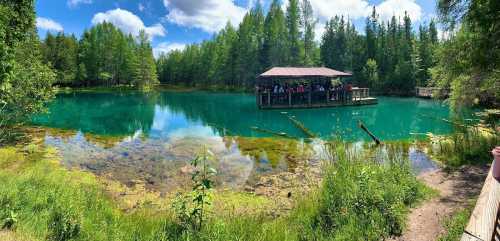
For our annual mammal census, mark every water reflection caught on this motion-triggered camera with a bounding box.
[32,91,449,192]
[33,91,459,141]
[44,131,296,193]
[42,128,438,193]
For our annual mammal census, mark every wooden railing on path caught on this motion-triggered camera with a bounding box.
[416,87,450,98]
[461,162,500,241]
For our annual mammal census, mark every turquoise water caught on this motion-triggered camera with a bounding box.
[33,91,457,141]
[30,91,455,191]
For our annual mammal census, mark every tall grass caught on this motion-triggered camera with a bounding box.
[0,147,168,241]
[431,125,499,167]
[437,208,472,241]
[0,142,429,241]
[285,143,430,240]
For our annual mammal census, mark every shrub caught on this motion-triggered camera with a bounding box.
[432,125,499,167]
[46,207,80,241]
[311,143,429,240]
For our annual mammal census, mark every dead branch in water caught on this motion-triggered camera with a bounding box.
[358,121,381,145]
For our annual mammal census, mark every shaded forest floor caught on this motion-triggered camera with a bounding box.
[390,165,489,241]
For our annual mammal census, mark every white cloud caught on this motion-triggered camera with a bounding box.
[67,0,92,8]
[153,42,186,58]
[314,22,325,42]
[282,0,423,41]
[163,0,248,33]
[91,8,166,40]
[36,17,64,32]
[376,0,422,22]
[307,0,371,21]
[138,3,145,12]
[303,0,421,23]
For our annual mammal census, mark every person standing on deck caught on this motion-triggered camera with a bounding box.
[346,83,353,102]
[339,84,345,102]
[298,83,305,103]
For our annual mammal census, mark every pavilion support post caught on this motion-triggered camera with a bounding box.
[308,90,311,106]
[288,91,292,106]
[327,90,330,103]
[267,92,271,107]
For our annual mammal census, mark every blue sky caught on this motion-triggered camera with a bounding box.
[35,0,438,57]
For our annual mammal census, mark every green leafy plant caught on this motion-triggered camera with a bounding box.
[46,207,80,241]
[1,210,18,230]
[173,147,217,231]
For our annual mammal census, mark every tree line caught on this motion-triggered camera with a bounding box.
[40,22,158,89]
[156,0,439,95]
[1,0,497,145]
[433,0,499,108]
[0,0,55,143]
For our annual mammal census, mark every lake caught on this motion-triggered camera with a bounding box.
[33,91,455,140]
[30,91,456,192]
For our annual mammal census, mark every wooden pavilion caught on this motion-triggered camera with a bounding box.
[256,67,377,109]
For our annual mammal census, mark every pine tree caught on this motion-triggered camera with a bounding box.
[262,0,288,68]
[286,0,302,66]
[300,0,316,66]
[133,30,158,90]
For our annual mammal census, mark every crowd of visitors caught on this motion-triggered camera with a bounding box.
[257,82,354,105]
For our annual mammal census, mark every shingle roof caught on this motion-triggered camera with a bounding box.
[259,67,352,78]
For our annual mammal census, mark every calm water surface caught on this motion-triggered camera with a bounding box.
[31,91,454,191]
[33,91,455,140]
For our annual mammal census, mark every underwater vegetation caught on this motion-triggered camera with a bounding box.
[0,140,430,241]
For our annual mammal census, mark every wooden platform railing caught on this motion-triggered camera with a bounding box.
[461,162,500,241]
[416,87,450,98]
[352,88,370,101]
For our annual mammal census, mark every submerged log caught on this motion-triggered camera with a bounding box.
[250,126,295,139]
[283,114,317,138]
[358,121,381,145]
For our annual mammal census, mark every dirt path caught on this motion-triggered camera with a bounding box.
[390,166,489,241]
[0,230,31,241]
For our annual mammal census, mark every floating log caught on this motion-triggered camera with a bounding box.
[282,114,317,138]
[358,121,381,145]
[250,126,294,139]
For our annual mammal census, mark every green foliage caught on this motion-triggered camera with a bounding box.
[1,211,17,230]
[431,125,499,167]
[173,148,217,231]
[308,143,429,240]
[41,32,79,85]
[46,207,81,241]
[320,16,350,72]
[0,140,429,241]
[438,208,471,241]
[133,30,158,90]
[40,22,157,90]
[286,0,301,66]
[300,0,317,66]
[433,0,500,108]
[157,4,438,95]
[363,59,379,90]
[0,147,171,241]
[0,1,55,144]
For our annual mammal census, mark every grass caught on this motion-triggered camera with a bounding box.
[0,141,430,241]
[430,125,499,168]
[438,207,473,241]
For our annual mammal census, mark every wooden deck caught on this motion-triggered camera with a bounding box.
[259,97,377,109]
[257,88,377,109]
[461,162,500,241]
